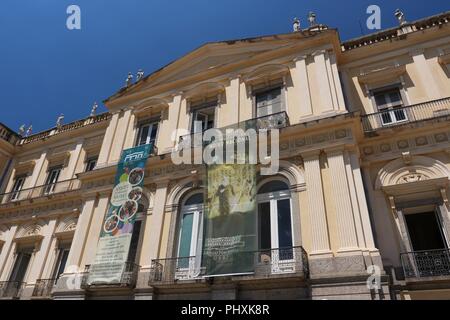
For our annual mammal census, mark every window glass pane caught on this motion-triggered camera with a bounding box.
[258,180,289,194]
[9,251,32,282]
[178,213,194,260]
[138,125,150,146]
[374,93,387,107]
[86,158,97,172]
[184,193,204,206]
[149,124,158,142]
[277,199,293,249]
[258,202,271,250]
[55,249,70,280]
[389,90,402,104]
[127,220,142,263]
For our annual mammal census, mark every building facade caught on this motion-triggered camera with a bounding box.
[0,11,449,300]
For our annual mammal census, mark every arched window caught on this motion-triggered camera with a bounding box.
[177,192,204,272]
[257,179,293,253]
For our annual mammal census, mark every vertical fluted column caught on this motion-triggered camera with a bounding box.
[97,112,120,167]
[326,148,359,252]
[139,182,168,268]
[312,50,334,113]
[303,151,331,255]
[294,55,313,117]
[65,196,97,269]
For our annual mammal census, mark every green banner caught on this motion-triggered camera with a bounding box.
[87,144,152,285]
[203,163,257,276]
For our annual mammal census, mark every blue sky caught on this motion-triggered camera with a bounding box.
[0,0,448,133]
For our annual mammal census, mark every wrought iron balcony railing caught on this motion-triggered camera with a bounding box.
[80,261,140,289]
[32,279,56,298]
[401,248,450,279]
[149,246,308,285]
[0,178,80,204]
[361,97,450,133]
[0,281,25,299]
[179,111,290,148]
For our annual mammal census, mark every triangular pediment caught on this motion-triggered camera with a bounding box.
[105,30,338,104]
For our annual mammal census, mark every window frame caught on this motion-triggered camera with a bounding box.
[85,157,98,172]
[252,82,286,118]
[43,166,62,195]
[135,119,159,147]
[189,100,217,135]
[370,84,409,126]
[256,180,294,251]
[10,175,27,201]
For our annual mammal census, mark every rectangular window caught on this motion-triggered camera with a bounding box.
[127,220,142,264]
[43,167,62,195]
[190,101,216,134]
[85,157,97,172]
[9,249,33,283]
[10,175,26,201]
[373,87,408,125]
[255,86,282,117]
[53,247,70,282]
[136,122,158,147]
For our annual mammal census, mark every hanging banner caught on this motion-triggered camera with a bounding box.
[87,144,152,285]
[203,163,257,276]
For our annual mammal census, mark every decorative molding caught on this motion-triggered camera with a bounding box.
[361,131,450,160]
[389,196,398,218]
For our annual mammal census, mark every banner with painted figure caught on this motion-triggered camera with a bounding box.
[203,140,257,276]
[87,144,152,285]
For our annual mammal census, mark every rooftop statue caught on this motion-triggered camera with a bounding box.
[136,69,144,81]
[26,125,32,137]
[293,17,301,32]
[395,9,407,26]
[307,11,317,27]
[18,124,25,136]
[56,114,64,130]
[90,102,98,117]
[126,72,133,86]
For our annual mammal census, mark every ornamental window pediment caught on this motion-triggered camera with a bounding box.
[376,156,450,195]
[358,63,407,85]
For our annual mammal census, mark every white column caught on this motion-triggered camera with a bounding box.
[62,140,84,180]
[0,226,17,279]
[139,182,168,268]
[80,194,110,267]
[312,50,334,113]
[159,94,182,153]
[303,151,331,255]
[65,196,97,269]
[327,51,346,112]
[97,112,120,167]
[223,77,240,126]
[28,150,48,188]
[122,111,137,151]
[294,55,313,117]
[26,219,57,283]
[109,109,133,163]
[410,48,441,100]
[349,152,376,251]
[326,148,359,252]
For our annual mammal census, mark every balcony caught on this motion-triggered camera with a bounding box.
[0,281,25,299]
[179,111,290,147]
[361,97,450,133]
[149,246,308,286]
[80,261,140,289]
[401,249,450,280]
[32,279,56,299]
[0,178,80,204]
